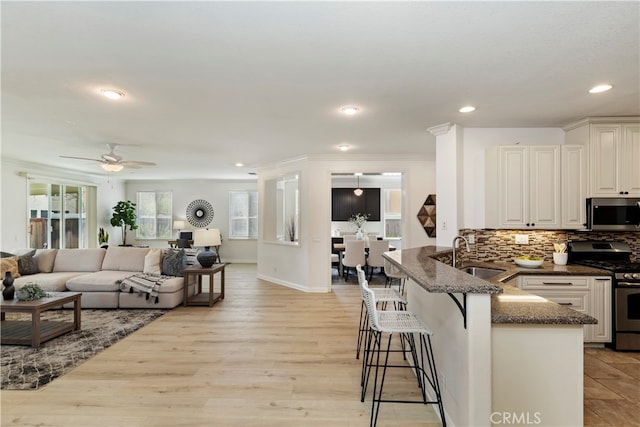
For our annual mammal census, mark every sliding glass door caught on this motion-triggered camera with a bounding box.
[28,181,92,249]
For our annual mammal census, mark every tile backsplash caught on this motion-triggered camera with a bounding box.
[458,229,640,263]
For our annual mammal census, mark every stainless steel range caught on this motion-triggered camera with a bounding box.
[569,240,640,351]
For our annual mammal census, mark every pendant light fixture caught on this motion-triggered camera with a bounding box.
[354,174,363,196]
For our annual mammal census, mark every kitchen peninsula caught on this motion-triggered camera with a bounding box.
[384,246,600,427]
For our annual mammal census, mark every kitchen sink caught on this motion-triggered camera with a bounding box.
[461,266,505,279]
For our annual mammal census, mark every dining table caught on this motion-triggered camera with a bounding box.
[333,242,396,277]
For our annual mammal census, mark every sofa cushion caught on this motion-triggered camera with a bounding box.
[17,249,39,275]
[102,247,149,272]
[143,249,163,275]
[34,249,58,273]
[162,249,185,277]
[13,272,86,292]
[65,271,134,292]
[53,248,106,272]
[1,257,20,278]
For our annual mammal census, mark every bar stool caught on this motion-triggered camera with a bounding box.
[384,258,408,295]
[355,265,406,360]
[360,279,446,427]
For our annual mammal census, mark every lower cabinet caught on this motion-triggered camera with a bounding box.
[518,275,612,343]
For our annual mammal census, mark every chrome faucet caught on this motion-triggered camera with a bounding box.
[452,235,470,268]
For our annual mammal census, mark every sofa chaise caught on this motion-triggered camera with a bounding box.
[2,247,196,309]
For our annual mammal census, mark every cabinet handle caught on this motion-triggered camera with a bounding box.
[542,282,574,285]
[594,278,610,281]
[558,302,573,306]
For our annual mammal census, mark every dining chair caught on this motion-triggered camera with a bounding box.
[342,239,366,281]
[366,239,389,281]
[343,234,358,241]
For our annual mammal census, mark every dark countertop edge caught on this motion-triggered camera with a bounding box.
[384,246,604,326]
[383,246,503,294]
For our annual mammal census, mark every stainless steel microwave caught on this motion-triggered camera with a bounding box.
[586,198,640,231]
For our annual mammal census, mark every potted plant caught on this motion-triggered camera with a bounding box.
[110,200,138,246]
[98,227,109,248]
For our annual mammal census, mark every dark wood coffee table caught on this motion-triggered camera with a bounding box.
[0,292,82,348]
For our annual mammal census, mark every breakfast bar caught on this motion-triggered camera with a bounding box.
[384,246,598,427]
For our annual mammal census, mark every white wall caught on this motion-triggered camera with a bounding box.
[125,179,258,263]
[257,155,436,293]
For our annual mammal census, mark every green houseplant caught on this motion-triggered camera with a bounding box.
[110,200,138,246]
[16,283,49,301]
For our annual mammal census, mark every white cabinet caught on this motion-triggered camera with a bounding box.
[518,275,611,343]
[561,145,588,229]
[486,145,560,229]
[590,123,640,196]
[587,277,612,343]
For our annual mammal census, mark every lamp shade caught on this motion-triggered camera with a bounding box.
[193,229,221,247]
[193,229,221,268]
[173,220,185,230]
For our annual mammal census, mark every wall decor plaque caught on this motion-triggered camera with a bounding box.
[186,199,214,228]
[417,194,436,237]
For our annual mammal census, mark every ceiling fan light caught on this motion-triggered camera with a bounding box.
[101,163,124,172]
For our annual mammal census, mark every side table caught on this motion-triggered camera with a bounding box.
[183,263,226,307]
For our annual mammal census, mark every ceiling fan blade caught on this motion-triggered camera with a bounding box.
[102,143,122,162]
[120,160,157,167]
[60,155,104,163]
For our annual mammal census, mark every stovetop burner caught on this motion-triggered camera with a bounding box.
[572,259,640,273]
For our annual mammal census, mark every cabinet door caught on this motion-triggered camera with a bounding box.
[498,146,528,227]
[622,124,640,196]
[529,146,560,228]
[561,145,587,228]
[587,277,612,343]
[590,124,621,196]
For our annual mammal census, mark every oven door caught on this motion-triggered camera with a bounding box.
[616,286,640,332]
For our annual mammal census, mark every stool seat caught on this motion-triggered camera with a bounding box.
[360,278,446,427]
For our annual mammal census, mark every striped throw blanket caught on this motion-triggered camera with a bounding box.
[118,273,168,304]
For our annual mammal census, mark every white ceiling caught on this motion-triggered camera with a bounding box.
[2,1,639,180]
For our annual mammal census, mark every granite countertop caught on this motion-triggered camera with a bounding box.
[384,246,606,325]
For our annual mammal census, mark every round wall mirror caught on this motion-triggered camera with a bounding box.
[186,199,214,227]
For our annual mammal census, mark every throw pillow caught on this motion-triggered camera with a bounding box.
[1,251,16,258]
[143,248,163,275]
[0,257,21,278]
[162,249,185,277]
[18,249,39,275]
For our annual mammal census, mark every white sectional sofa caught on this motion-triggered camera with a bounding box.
[8,247,193,309]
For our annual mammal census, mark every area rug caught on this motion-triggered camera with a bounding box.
[1,308,168,390]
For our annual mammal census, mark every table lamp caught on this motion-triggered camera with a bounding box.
[193,228,221,268]
[173,220,185,236]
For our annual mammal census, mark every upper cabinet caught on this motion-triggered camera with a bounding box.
[561,145,588,228]
[486,145,561,229]
[590,123,640,196]
[564,117,640,198]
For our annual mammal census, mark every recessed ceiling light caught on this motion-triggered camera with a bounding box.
[338,143,351,151]
[235,163,244,167]
[100,89,125,100]
[340,106,360,115]
[588,84,612,94]
[459,106,476,113]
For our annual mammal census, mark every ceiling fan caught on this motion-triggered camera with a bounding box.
[60,143,156,172]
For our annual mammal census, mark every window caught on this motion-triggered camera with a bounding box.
[136,191,172,239]
[27,179,94,249]
[229,191,258,239]
[383,189,402,238]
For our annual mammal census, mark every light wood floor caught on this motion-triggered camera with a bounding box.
[1,264,638,426]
